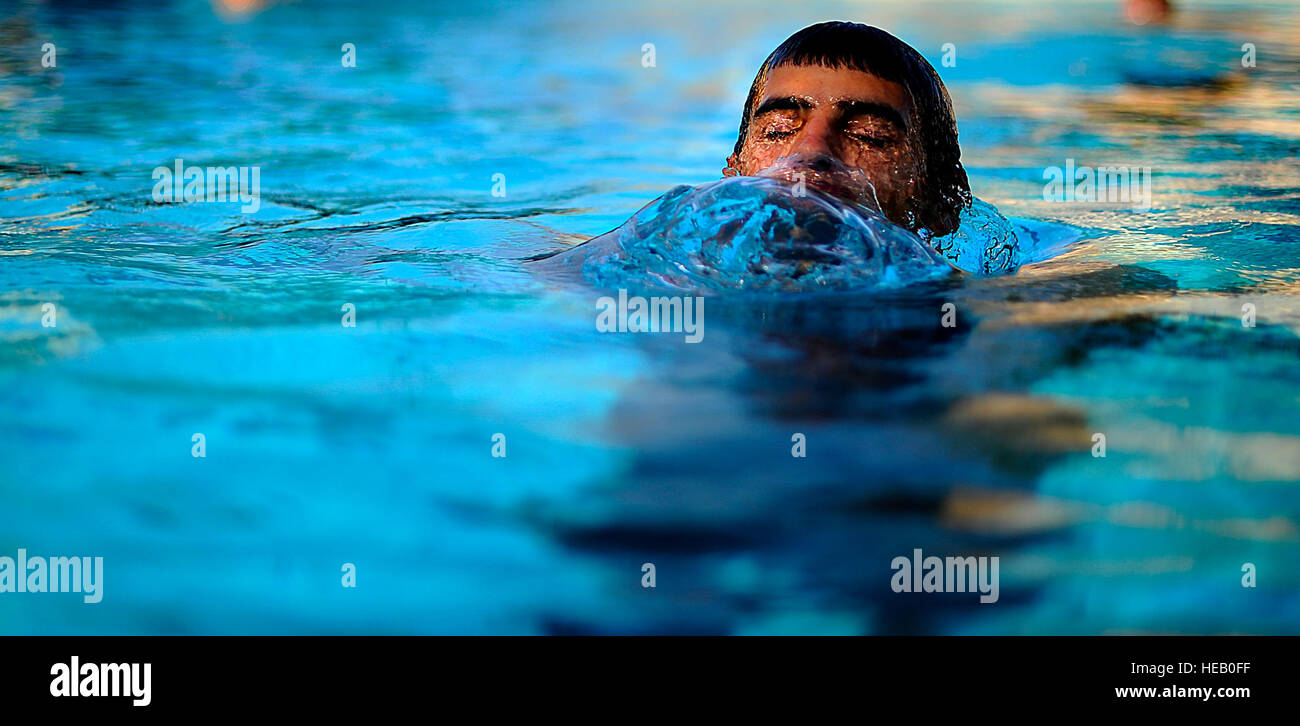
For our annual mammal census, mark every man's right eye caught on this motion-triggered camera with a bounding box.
[763,128,795,140]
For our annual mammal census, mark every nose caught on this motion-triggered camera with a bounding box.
[790,113,836,158]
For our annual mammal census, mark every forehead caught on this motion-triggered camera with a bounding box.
[758,64,912,115]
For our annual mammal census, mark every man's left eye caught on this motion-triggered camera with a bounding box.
[847,130,891,146]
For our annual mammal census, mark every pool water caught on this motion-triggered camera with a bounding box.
[1,0,1298,634]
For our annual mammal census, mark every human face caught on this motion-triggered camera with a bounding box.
[728,64,924,228]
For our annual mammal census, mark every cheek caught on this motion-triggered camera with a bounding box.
[738,132,802,173]
[841,148,921,195]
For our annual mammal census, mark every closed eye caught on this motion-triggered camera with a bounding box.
[847,130,891,146]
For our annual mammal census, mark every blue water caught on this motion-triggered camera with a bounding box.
[2,0,1299,634]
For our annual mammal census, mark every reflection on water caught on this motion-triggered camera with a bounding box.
[1,0,1298,634]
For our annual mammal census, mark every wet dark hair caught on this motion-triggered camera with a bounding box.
[733,21,971,236]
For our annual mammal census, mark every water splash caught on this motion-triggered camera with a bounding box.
[927,197,1024,275]
[535,175,1032,292]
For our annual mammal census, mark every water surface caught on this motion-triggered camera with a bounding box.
[1,0,1298,634]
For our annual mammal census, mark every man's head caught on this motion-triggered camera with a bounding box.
[726,22,971,236]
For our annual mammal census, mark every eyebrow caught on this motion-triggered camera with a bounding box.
[753,96,908,132]
[753,96,814,117]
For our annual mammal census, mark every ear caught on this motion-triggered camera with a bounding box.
[722,153,741,178]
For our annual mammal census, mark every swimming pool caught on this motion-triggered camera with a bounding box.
[1,0,1298,634]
